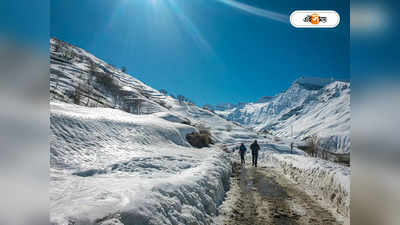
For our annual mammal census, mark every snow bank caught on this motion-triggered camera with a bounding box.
[51,152,232,225]
[50,102,233,225]
[260,152,350,217]
[152,112,190,124]
[116,154,231,225]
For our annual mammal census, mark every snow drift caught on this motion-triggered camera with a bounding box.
[50,102,233,225]
[259,151,350,218]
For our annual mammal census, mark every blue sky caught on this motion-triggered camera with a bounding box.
[51,0,349,105]
[1,1,49,49]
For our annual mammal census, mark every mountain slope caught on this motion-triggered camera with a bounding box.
[49,38,260,225]
[49,37,257,142]
[214,77,351,153]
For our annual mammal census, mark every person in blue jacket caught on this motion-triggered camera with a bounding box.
[239,143,247,165]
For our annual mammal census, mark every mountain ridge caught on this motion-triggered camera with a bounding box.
[212,77,351,153]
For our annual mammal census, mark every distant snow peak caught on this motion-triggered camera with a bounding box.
[215,103,236,111]
[257,96,274,103]
[213,76,351,153]
[296,76,335,85]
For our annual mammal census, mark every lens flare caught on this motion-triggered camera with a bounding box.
[166,0,216,57]
[216,0,289,23]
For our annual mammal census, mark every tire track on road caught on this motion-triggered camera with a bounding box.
[222,162,341,225]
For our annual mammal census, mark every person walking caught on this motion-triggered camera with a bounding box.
[250,140,260,167]
[290,142,294,154]
[239,143,247,165]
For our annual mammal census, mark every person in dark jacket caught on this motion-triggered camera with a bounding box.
[250,140,260,167]
[290,142,294,154]
[239,143,247,165]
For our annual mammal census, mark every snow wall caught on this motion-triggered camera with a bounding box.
[261,153,350,218]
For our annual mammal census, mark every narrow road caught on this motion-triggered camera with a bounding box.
[222,162,342,225]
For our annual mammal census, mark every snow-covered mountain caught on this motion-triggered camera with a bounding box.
[256,96,275,103]
[203,102,246,111]
[214,76,351,153]
[49,37,256,141]
[49,38,260,225]
[50,38,169,114]
[49,37,350,225]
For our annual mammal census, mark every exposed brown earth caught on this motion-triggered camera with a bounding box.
[222,162,342,225]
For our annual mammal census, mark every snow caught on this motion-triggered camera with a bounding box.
[211,176,240,225]
[49,37,255,142]
[213,140,350,224]
[49,47,257,224]
[214,108,236,118]
[215,79,351,153]
[50,37,350,225]
[255,141,351,218]
[50,102,236,225]
[50,38,169,114]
